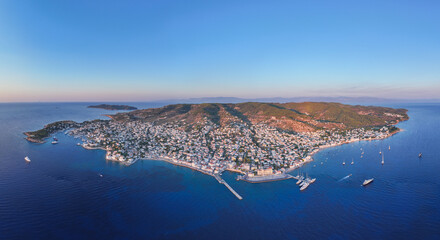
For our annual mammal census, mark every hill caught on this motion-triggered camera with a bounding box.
[109,102,408,132]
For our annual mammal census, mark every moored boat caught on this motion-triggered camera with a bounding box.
[300,182,310,191]
[24,156,31,162]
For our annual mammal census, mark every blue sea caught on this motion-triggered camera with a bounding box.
[0,102,439,239]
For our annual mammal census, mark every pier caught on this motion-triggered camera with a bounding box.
[214,174,243,200]
[240,173,295,183]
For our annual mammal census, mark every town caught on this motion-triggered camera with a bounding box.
[69,117,395,181]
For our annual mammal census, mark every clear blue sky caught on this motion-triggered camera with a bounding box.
[1,0,439,102]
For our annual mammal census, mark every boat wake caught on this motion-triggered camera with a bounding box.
[338,174,352,182]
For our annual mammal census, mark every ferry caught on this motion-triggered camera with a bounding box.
[24,156,31,162]
[362,178,374,186]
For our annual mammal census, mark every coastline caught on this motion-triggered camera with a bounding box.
[243,127,404,183]
[24,133,46,144]
[26,122,404,184]
[78,127,404,184]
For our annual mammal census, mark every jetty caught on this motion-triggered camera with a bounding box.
[214,174,243,200]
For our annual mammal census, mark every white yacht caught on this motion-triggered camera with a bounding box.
[362,178,374,186]
[296,175,304,185]
[300,182,310,191]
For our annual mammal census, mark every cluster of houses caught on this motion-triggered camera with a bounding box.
[69,117,393,177]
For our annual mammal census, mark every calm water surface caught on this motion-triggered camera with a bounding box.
[0,102,439,239]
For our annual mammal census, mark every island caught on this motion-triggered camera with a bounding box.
[25,102,408,198]
[87,104,137,110]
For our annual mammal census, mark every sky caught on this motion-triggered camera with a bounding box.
[0,0,439,102]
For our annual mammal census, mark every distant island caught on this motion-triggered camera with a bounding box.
[87,104,137,110]
[25,102,408,197]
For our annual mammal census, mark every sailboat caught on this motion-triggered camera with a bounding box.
[24,156,31,162]
[381,154,384,165]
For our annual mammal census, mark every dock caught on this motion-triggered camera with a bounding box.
[214,174,243,200]
[239,173,295,183]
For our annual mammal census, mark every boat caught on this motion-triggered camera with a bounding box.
[300,182,310,191]
[99,173,103,177]
[362,178,374,186]
[388,145,391,150]
[418,152,423,158]
[381,154,384,165]
[24,156,31,162]
[52,140,58,144]
[310,178,316,183]
[342,161,345,165]
[379,150,382,155]
[296,175,304,185]
[351,159,354,165]
[53,137,58,141]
